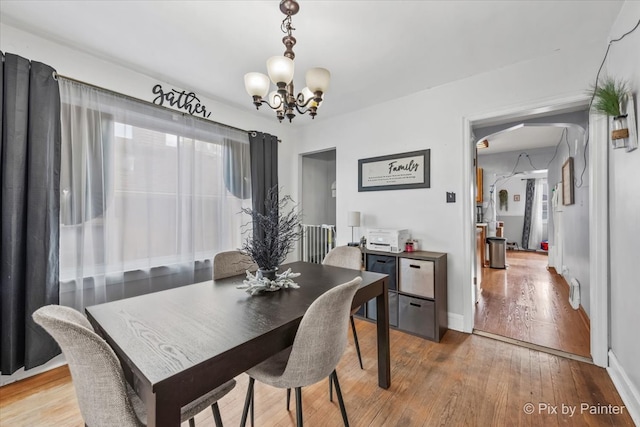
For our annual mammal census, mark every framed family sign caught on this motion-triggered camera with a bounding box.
[358,149,430,192]
[562,157,574,206]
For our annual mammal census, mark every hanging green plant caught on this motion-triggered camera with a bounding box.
[590,77,628,117]
[499,189,508,211]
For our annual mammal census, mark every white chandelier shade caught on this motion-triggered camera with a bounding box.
[266,56,295,85]
[305,67,331,93]
[244,72,270,98]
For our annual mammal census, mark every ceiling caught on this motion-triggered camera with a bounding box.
[476,124,566,155]
[0,1,623,126]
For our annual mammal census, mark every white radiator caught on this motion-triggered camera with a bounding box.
[301,224,336,264]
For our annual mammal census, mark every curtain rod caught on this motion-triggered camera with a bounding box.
[53,72,250,135]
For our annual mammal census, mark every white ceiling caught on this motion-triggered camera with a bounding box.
[476,124,567,155]
[0,0,623,125]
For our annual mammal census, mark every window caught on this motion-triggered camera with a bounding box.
[59,80,251,310]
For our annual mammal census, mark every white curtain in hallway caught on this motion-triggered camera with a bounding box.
[528,179,544,250]
[58,79,251,312]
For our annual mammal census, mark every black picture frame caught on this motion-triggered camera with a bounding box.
[358,149,430,192]
[562,157,574,206]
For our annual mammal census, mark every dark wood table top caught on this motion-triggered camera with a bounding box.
[86,261,390,426]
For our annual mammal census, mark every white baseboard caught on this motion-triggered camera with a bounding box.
[448,313,465,332]
[607,350,640,425]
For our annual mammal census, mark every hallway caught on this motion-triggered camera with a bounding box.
[474,250,591,358]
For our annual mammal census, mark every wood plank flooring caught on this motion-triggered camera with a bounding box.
[474,250,591,358]
[1,320,632,426]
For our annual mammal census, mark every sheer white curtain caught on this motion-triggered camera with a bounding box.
[528,179,544,250]
[58,79,251,311]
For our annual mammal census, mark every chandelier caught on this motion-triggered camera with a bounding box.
[244,0,330,123]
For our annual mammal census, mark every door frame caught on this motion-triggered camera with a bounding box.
[461,93,609,367]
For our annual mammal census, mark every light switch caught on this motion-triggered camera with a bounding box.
[446,192,456,203]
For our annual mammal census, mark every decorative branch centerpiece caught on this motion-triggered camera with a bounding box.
[237,186,303,295]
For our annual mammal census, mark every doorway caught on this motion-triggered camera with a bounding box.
[300,149,337,263]
[470,107,592,360]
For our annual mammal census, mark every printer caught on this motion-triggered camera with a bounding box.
[366,229,410,253]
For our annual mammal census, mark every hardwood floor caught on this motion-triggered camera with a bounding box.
[474,250,591,358]
[1,320,632,426]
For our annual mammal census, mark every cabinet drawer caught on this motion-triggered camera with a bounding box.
[399,258,434,298]
[398,295,435,340]
[366,291,398,327]
[366,254,397,290]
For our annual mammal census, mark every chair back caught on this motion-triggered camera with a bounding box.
[32,305,142,427]
[322,246,362,270]
[213,250,258,280]
[280,277,361,387]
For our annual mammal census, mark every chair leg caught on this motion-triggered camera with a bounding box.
[350,315,363,369]
[240,377,255,427]
[329,375,333,402]
[287,388,291,410]
[211,402,223,427]
[295,387,303,427]
[331,370,349,427]
[188,418,196,427]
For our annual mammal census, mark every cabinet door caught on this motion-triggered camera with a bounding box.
[366,254,397,290]
[398,295,435,340]
[366,292,398,327]
[399,258,434,298]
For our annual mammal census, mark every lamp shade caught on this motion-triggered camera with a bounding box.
[266,56,295,85]
[244,72,270,97]
[301,87,323,108]
[347,211,361,227]
[305,67,331,93]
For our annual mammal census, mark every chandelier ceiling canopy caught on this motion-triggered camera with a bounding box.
[244,0,330,123]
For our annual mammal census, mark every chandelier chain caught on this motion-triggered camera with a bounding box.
[281,15,295,36]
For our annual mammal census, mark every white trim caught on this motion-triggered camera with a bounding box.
[461,117,475,333]
[589,113,609,367]
[607,350,640,424]
[447,312,465,332]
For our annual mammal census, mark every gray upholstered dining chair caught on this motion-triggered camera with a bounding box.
[322,246,364,369]
[240,277,362,427]
[32,305,235,427]
[213,250,258,280]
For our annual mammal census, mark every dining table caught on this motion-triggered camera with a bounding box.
[85,261,391,427]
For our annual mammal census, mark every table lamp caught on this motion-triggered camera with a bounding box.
[347,211,361,247]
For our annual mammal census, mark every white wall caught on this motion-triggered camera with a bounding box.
[546,122,591,314]
[294,43,606,321]
[301,153,336,226]
[606,1,640,422]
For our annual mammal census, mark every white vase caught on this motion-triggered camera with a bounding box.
[611,114,629,149]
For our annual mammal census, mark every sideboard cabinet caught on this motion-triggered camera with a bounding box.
[361,249,447,342]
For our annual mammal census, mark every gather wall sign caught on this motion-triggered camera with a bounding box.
[151,84,212,118]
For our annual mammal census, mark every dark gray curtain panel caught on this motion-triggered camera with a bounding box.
[248,131,278,241]
[521,178,535,250]
[1,53,61,374]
